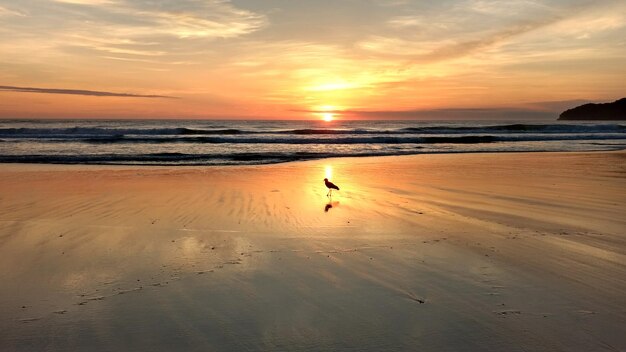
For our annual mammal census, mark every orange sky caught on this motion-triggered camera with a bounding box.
[0,0,624,120]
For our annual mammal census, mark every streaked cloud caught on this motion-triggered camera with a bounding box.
[0,4,26,17]
[0,0,267,59]
[0,85,177,98]
[52,0,115,5]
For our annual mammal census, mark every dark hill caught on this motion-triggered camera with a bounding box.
[559,98,626,120]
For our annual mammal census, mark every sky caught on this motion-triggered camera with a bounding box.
[0,0,624,120]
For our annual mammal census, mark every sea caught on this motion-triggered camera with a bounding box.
[0,119,625,166]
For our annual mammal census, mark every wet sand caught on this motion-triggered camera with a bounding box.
[0,151,625,351]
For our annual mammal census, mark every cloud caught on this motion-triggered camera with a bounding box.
[52,0,115,5]
[0,0,267,61]
[0,0,623,119]
[418,19,558,62]
[55,0,266,40]
[466,0,551,16]
[548,9,625,38]
[0,85,177,98]
[360,1,624,65]
[361,15,562,62]
[0,4,26,17]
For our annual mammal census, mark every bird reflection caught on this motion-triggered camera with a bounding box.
[324,200,340,212]
[323,167,340,212]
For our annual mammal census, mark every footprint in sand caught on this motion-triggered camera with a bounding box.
[405,292,426,304]
[117,287,142,295]
[19,317,42,323]
[223,259,242,265]
[494,309,521,316]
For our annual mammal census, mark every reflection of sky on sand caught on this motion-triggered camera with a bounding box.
[2,154,625,351]
[324,164,333,181]
[0,158,467,310]
[0,218,256,322]
[0,159,426,327]
[306,160,430,239]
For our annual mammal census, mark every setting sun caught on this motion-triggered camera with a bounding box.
[322,113,334,122]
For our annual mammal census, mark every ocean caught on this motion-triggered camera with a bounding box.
[0,119,625,165]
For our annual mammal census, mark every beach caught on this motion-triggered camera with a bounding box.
[0,151,625,351]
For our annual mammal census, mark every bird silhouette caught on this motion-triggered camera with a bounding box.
[324,178,340,197]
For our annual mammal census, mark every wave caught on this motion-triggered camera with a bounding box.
[19,133,623,145]
[0,150,423,165]
[93,135,498,144]
[285,124,626,135]
[1,123,624,139]
[0,127,247,137]
[2,121,625,166]
[399,123,626,134]
[179,128,244,135]
[283,128,372,135]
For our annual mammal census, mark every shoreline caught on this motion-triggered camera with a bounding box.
[1,148,624,171]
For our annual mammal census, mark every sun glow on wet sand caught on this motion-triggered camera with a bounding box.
[325,165,333,180]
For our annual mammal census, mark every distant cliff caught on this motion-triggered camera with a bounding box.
[559,98,626,120]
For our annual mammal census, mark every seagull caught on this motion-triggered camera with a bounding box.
[324,178,340,197]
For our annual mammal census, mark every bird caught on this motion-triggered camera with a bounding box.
[324,178,340,197]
